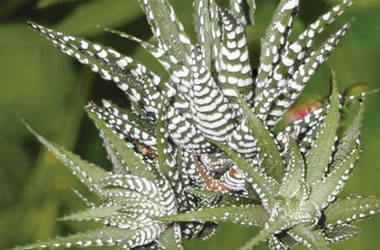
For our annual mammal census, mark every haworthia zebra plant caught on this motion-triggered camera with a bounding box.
[16,0,380,249]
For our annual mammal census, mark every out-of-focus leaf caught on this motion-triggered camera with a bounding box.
[0,201,58,249]
[53,0,142,36]
[0,142,32,209]
[0,0,28,19]
[0,23,76,138]
[37,0,80,9]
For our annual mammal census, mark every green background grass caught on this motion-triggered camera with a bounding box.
[1,0,380,249]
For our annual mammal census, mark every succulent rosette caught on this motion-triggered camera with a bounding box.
[15,0,380,249]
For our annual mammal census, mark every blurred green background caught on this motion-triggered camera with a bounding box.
[1,0,380,249]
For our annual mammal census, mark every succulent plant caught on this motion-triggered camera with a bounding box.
[16,0,380,249]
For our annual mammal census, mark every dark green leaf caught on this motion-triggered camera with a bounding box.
[54,0,142,36]
[37,0,79,9]
[306,70,340,184]
[238,92,284,181]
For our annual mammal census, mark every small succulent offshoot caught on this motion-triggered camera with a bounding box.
[15,0,380,249]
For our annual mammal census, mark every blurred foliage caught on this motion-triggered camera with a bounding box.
[0,0,379,249]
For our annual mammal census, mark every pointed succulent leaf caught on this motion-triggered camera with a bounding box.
[102,26,160,56]
[24,122,108,196]
[156,101,180,189]
[186,187,257,206]
[310,144,361,208]
[306,71,340,184]
[87,101,156,174]
[98,175,162,204]
[189,46,237,141]
[15,227,134,249]
[212,140,279,208]
[267,235,289,250]
[96,100,156,147]
[323,224,361,244]
[117,223,166,249]
[261,0,352,115]
[278,102,326,154]
[268,233,298,250]
[255,0,299,96]
[59,205,122,222]
[230,0,256,26]
[102,26,193,105]
[274,22,352,120]
[278,138,305,198]
[241,199,321,250]
[324,196,380,226]
[86,103,157,182]
[137,0,191,64]
[101,188,157,205]
[226,121,258,157]
[287,0,352,66]
[165,104,213,153]
[240,223,285,250]
[197,222,219,240]
[216,8,254,105]
[156,224,183,250]
[257,20,352,127]
[28,21,164,115]
[289,225,328,250]
[332,100,364,171]
[159,205,267,227]
[193,0,219,72]
[238,92,285,181]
